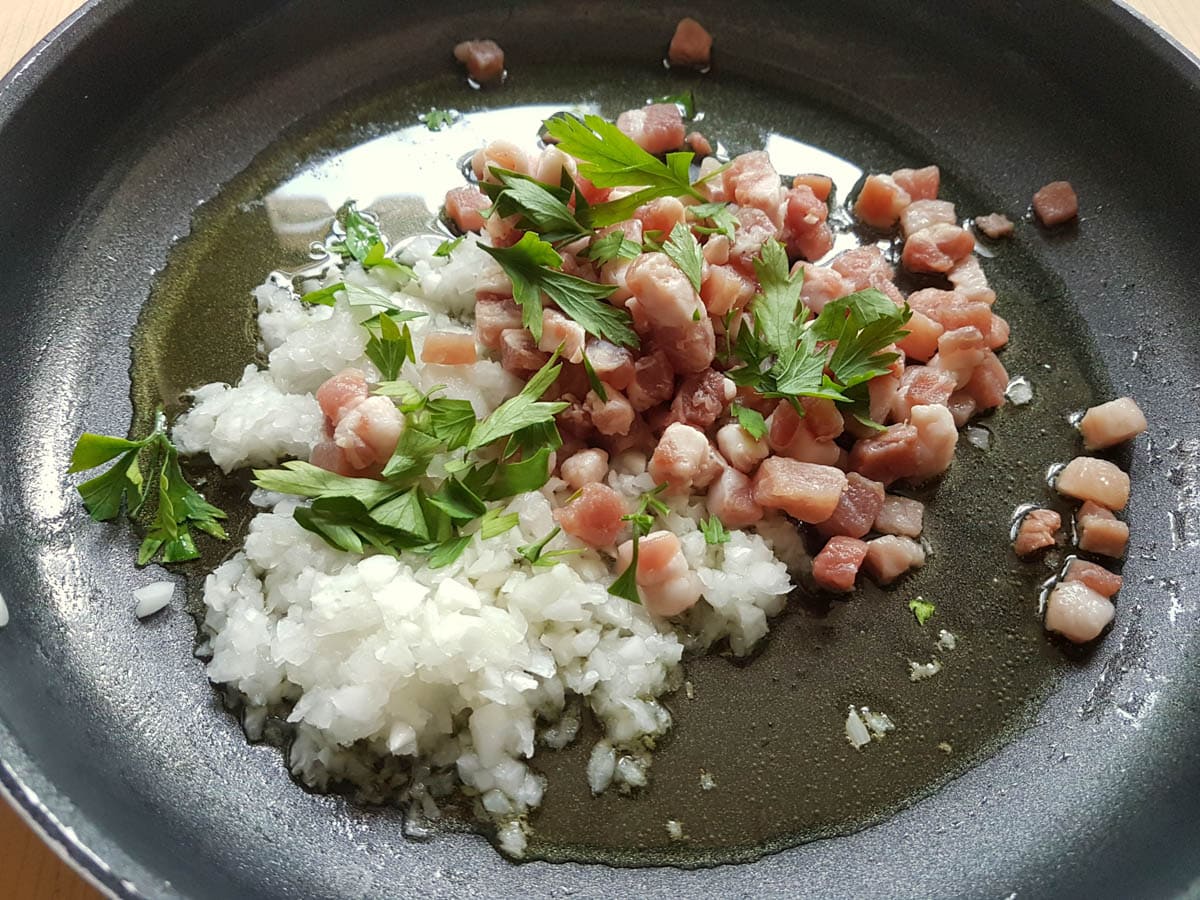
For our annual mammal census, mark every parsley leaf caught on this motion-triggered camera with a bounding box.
[730,402,768,440]
[700,516,731,545]
[467,354,568,451]
[543,113,701,226]
[481,167,591,245]
[654,90,696,119]
[331,203,382,263]
[814,289,911,391]
[480,233,637,348]
[426,398,476,451]
[581,350,608,401]
[909,597,936,626]
[688,201,738,240]
[252,460,401,506]
[586,230,641,266]
[608,484,670,605]
[518,526,561,564]
[480,508,520,540]
[434,235,465,257]
[428,535,473,568]
[301,281,345,306]
[422,107,458,131]
[483,447,553,499]
[662,222,703,292]
[364,308,416,381]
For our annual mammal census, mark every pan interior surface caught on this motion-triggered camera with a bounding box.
[0,1,1198,897]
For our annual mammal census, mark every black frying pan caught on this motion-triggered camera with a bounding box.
[1,1,1199,897]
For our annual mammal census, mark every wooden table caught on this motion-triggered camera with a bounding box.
[1,1,1196,897]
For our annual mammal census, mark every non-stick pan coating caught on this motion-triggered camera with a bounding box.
[0,1,1198,897]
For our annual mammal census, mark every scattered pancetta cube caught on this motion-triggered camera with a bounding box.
[1078,397,1147,450]
[616,531,703,617]
[421,332,478,366]
[555,483,627,547]
[873,495,924,538]
[862,535,925,584]
[1032,180,1079,227]
[853,174,911,229]
[812,536,869,592]
[1044,581,1114,644]
[1076,501,1129,558]
[974,213,1014,239]
[667,17,713,69]
[817,472,885,539]
[453,39,505,84]
[1013,507,1062,557]
[616,103,686,155]
[1062,559,1122,599]
[1055,457,1130,511]
[752,457,848,523]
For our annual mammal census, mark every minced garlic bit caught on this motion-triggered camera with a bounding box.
[665,819,685,841]
[938,742,953,754]
[937,629,958,651]
[846,705,895,749]
[684,680,695,700]
[909,659,943,681]
[699,771,716,791]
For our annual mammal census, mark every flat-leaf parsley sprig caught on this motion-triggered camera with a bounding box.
[68,412,228,565]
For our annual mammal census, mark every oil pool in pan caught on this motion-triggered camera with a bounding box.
[130,63,1104,866]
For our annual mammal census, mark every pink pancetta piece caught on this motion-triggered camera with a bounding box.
[752,457,848,523]
[707,466,764,528]
[849,424,921,486]
[626,349,676,412]
[723,151,786,226]
[908,288,992,333]
[891,165,940,201]
[1033,181,1079,227]
[616,531,703,617]
[1076,501,1130,557]
[767,400,841,465]
[702,233,731,265]
[1055,457,1130,510]
[687,131,714,157]
[798,262,851,314]
[853,174,911,229]
[616,103,686,155]
[538,309,586,364]
[331,395,404,472]
[444,185,489,233]
[892,366,957,421]
[453,39,505,83]
[559,448,609,490]
[985,313,1010,350]
[830,245,894,292]
[817,472,885,539]
[1078,397,1147,450]
[974,213,1015,239]
[1013,508,1062,557]
[902,224,975,274]
[668,17,713,68]
[812,536,869,592]
[657,317,717,374]
[636,196,688,237]
[316,368,370,422]
[471,140,528,182]
[1062,558,1122,598]
[896,309,945,363]
[728,206,779,273]
[862,535,925,584]
[586,387,635,437]
[784,184,833,260]
[900,199,957,239]
[649,422,723,494]
[909,404,959,481]
[585,338,635,391]
[963,350,1008,410]
[947,256,996,305]
[1044,581,1114,643]
[555,483,627,547]
[474,298,523,350]
[421,332,478,366]
[668,368,732,430]
[716,422,770,473]
[793,173,834,201]
[874,494,924,537]
[700,264,756,316]
[625,252,703,327]
[930,326,987,389]
[499,329,550,374]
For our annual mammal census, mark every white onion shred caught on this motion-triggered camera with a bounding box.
[909,658,943,681]
[0,591,8,629]
[587,741,616,794]
[665,820,685,841]
[1005,376,1033,406]
[845,707,871,749]
[699,771,716,791]
[861,709,895,737]
[133,581,175,619]
[938,629,958,651]
[965,426,992,450]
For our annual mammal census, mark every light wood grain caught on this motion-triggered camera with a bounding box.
[0,1,1196,899]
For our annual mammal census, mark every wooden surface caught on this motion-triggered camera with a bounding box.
[0,1,1196,898]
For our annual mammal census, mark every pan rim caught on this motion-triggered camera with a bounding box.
[1,1,1198,897]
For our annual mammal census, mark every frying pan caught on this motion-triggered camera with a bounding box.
[1,0,1199,897]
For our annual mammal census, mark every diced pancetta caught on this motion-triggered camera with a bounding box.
[752,457,848,523]
[1055,457,1130,510]
[873,495,924,537]
[812,536,869,592]
[1033,181,1079,227]
[667,17,713,69]
[817,472,885,539]
[1076,501,1129,557]
[1044,581,1114,643]
[1013,507,1062,556]
[615,103,686,155]
[1078,397,1147,450]
[1062,559,1122,598]
[862,535,925,584]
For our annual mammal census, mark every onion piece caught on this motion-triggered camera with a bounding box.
[134,581,175,619]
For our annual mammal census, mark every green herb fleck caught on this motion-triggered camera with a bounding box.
[700,516,730,545]
[422,107,458,131]
[730,402,767,440]
[662,221,703,293]
[909,597,936,626]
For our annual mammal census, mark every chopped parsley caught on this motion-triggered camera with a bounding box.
[69,414,228,565]
[608,485,670,604]
[909,597,936,626]
[421,107,459,131]
[434,235,465,257]
[700,516,730,545]
[662,221,703,293]
[730,402,768,440]
[586,230,641,266]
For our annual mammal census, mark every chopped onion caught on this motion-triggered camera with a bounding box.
[966,425,992,450]
[1005,376,1033,406]
[938,629,958,651]
[909,658,943,681]
[665,819,684,841]
[133,581,175,619]
[845,706,871,749]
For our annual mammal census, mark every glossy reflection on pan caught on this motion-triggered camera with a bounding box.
[0,1,1198,897]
